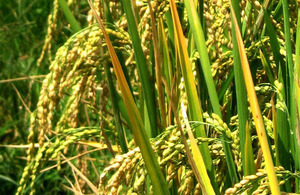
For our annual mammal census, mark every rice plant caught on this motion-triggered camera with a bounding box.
[4,0,300,194]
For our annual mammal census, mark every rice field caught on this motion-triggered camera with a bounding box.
[1,0,300,194]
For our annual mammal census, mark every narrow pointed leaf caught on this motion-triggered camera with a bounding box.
[181,103,215,195]
[168,0,218,191]
[184,0,238,184]
[121,0,158,137]
[230,1,280,194]
[87,2,169,194]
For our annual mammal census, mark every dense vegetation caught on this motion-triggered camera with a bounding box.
[1,0,300,194]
